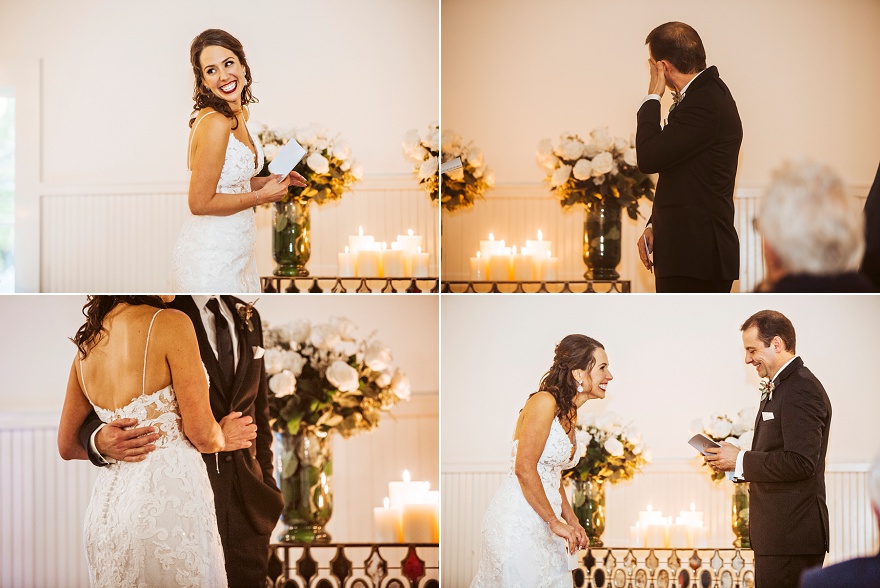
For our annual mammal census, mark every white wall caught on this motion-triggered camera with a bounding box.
[0,0,439,291]
[442,294,880,466]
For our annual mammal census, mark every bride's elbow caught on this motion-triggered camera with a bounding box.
[187,193,212,216]
[57,439,79,461]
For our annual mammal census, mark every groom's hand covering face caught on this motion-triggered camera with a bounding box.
[95,418,160,462]
[647,58,667,96]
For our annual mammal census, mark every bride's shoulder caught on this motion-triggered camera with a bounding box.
[191,108,232,133]
[524,391,558,413]
[152,309,196,336]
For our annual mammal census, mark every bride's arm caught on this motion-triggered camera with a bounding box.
[559,484,588,548]
[514,392,578,548]
[58,358,94,460]
[188,114,291,216]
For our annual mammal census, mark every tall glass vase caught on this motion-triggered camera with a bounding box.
[582,200,622,280]
[276,430,333,543]
[273,198,311,277]
[570,477,606,547]
[732,482,750,548]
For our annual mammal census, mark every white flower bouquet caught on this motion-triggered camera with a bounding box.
[537,128,654,218]
[402,122,440,203]
[439,128,495,212]
[264,317,411,438]
[257,124,363,206]
[563,412,651,484]
[690,408,755,482]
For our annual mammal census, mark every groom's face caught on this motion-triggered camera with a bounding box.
[742,326,779,379]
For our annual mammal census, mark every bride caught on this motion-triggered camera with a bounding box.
[172,29,306,292]
[471,334,612,587]
[57,295,257,587]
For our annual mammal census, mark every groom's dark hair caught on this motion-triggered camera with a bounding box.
[646,22,707,74]
[741,310,797,353]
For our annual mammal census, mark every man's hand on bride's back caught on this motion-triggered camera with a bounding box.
[219,411,258,451]
[95,418,161,463]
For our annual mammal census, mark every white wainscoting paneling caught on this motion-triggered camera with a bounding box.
[442,461,879,588]
[39,177,438,292]
[0,393,437,588]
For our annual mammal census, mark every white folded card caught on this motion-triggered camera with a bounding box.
[762,411,775,421]
[440,157,462,174]
[267,139,307,177]
[688,433,721,456]
[565,541,580,571]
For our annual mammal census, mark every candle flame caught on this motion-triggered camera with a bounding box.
[384,497,390,509]
[403,470,411,483]
[538,229,543,241]
[408,229,414,237]
[488,233,494,241]
[358,226,364,237]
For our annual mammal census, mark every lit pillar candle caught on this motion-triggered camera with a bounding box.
[671,518,688,548]
[412,247,430,277]
[357,246,381,277]
[338,246,356,277]
[480,233,505,258]
[539,251,559,281]
[373,497,403,543]
[470,251,486,280]
[487,247,512,281]
[388,470,430,509]
[348,225,374,253]
[629,523,646,548]
[397,229,424,255]
[695,523,708,548]
[401,502,436,543]
[382,245,405,277]
[525,230,552,259]
[512,245,536,281]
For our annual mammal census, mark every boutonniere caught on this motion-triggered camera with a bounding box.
[758,379,775,402]
[235,299,258,333]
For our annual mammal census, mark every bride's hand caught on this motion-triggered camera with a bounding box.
[287,170,308,188]
[256,174,292,204]
[218,411,257,451]
[571,521,588,551]
[548,519,578,553]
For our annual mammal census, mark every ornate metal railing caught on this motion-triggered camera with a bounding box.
[262,277,440,293]
[441,280,631,293]
[571,547,755,588]
[269,543,439,588]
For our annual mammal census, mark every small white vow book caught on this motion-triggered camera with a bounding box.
[565,541,580,571]
[440,157,462,174]
[688,433,721,456]
[267,139,307,177]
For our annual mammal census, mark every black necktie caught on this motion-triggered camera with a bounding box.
[206,297,235,390]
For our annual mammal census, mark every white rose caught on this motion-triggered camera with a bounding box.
[536,138,554,159]
[403,129,421,153]
[295,126,317,146]
[723,436,741,448]
[642,448,653,462]
[263,143,280,162]
[550,164,572,187]
[310,323,341,349]
[583,141,601,158]
[390,369,411,401]
[419,156,439,180]
[484,169,495,188]
[364,340,393,372]
[263,348,284,375]
[326,360,359,392]
[731,417,747,436]
[332,141,351,161]
[624,426,643,445]
[376,369,393,388]
[623,148,639,167]
[286,319,310,344]
[595,413,617,433]
[466,147,484,168]
[424,127,439,152]
[560,139,585,161]
[738,407,756,426]
[604,437,625,457]
[614,137,629,152]
[351,160,364,180]
[314,137,330,152]
[538,154,560,172]
[576,429,592,457]
[307,152,330,175]
[581,412,596,427]
[269,370,296,397]
[633,442,643,455]
[591,127,614,151]
[572,158,593,180]
[738,431,755,451]
[282,351,307,377]
[708,418,733,439]
[341,159,352,171]
[591,152,613,176]
[405,145,429,164]
[441,129,460,153]
[331,316,357,340]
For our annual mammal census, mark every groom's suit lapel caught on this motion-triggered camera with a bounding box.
[174,296,229,405]
[222,295,251,405]
[752,357,804,439]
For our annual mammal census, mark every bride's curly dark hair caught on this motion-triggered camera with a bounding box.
[72,296,166,359]
[533,334,605,429]
[189,29,258,130]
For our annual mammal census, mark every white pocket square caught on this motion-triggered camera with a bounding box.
[252,346,265,359]
[761,411,775,421]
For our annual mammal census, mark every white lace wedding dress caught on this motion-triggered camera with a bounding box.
[471,418,581,588]
[81,310,227,587]
[171,120,264,293]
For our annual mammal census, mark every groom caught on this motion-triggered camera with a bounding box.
[706,310,831,588]
[635,22,742,292]
[78,295,283,588]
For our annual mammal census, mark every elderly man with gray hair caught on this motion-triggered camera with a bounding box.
[755,160,875,292]
[799,455,880,587]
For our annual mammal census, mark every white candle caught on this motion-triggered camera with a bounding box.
[397,229,424,255]
[412,247,430,277]
[487,248,512,281]
[357,247,381,277]
[401,503,436,543]
[387,470,430,509]
[338,246,356,277]
[525,229,552,259]
[695,523,708,548]
[539,251,559,281]
[479,233,505,258]
[629,523,646,548]
[348,225,374,253]
[382,246,405,277]
[671,519,688,548]
[470,251,486,280]
[373,497,403,543]
[512,245,536,281]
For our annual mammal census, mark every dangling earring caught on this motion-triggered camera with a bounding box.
[577,380,584,393]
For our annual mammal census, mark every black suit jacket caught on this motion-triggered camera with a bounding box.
[79,295,283,536]
[742,357,831,555]
[637,66,743,281]
[860,160,880,289]
[800,552,880,588]
[769,272,876,293]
